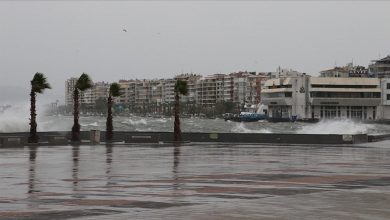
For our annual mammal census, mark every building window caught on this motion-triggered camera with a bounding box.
[387,94,390,100]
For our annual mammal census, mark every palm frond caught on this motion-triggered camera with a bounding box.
[76,73,93,91]
[31,72,51,93]
[110,83,121,97]
[174,80,188,95]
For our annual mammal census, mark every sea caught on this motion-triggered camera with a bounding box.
[1,104,390,135]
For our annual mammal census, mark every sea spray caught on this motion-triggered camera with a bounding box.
[231,122,271,133]
[0,103,30,132]
[297,119,374,134]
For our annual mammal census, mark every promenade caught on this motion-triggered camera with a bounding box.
[1,142,390,219]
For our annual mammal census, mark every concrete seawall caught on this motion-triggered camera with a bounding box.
[0,131,379,146]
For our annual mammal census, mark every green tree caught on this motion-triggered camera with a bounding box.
[106,83,120,141]
[28,73,51,143]
[72,73,93,142]
[174,80,188,141]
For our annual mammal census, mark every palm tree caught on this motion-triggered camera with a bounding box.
[173,79,188,142]
[28,73,51,143]
[106,83,120,142]
[72,73,93,142]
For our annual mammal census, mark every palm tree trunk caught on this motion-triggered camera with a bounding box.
[174,92,181,141]
[106,95,113,141]
[28,89,38,143]
[72,89,80,142]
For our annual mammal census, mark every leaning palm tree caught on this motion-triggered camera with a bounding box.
[106,83,120,141]
[28,73,51,143]
[72,73,93,142]
[173,79,188,142]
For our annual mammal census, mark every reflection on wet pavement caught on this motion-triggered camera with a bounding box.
[1,141,390,219]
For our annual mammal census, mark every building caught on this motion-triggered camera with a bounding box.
[379,78,390,119]
[310,77,380,120]
[262,74,310,120]
[65,77,109,107]
[65,71,270,113]
[65,77,78,106]
[369,55,390,78]
[116,80,136,106]
[320,63,369,78]
[175,74,202,103]
[261,76,381,120]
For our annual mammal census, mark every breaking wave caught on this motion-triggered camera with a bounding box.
[297,119,374,134]
[81,122,99,127]
[231,123,271,133]
[0,104,30,132]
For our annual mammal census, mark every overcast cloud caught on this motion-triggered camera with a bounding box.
[0,1,390,104]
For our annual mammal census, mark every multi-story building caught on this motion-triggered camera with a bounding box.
[197,74,230,108]
[175,74,202,103]
[310,77,380,120]
[116,80,136,106]
[320,63,369,78]
[65,77,78,106]
[162,78,176,104]
[262,74,310,120]
[261,76,381,120]
[379,78,390,119]
[369,55,390,78]
[66,72,270,112]
[65,77,109,107]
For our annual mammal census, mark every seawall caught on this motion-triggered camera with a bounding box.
[0,131,383,147]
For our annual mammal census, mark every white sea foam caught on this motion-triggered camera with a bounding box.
[297,119,374,134]
[153,118,168,123]
[122,118,148,126]
[231,123,271,133]
[81,122,99,127]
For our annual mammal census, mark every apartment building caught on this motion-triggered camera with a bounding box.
[65,78,109,107]
[369,55,390,78]
[66,71,269,112]
[320,63,369,78]
[116,80,136,106]
[65,77,78,106]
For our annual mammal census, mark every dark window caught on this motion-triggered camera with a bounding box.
[387,83,390,90]
[311,84,377,89]
[311,92,380,98]
[387,94,390,100]
[285,92,292,97]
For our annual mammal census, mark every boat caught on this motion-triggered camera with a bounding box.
[224,112,268,122]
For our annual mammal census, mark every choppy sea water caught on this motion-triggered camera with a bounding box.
[1,113,390,135]
[1,103,390,134]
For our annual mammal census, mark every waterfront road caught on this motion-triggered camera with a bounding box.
[1,141,390,219]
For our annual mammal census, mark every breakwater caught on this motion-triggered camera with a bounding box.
[0,131,386,147]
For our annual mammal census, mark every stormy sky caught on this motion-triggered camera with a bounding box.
[0,1,390,104]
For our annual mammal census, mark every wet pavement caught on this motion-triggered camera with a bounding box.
[1,141,390,219]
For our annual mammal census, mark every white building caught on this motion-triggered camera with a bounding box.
[262,76,381,120]
[379,78,390,119]
[262,74,310,119]
[310,77,380,120]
